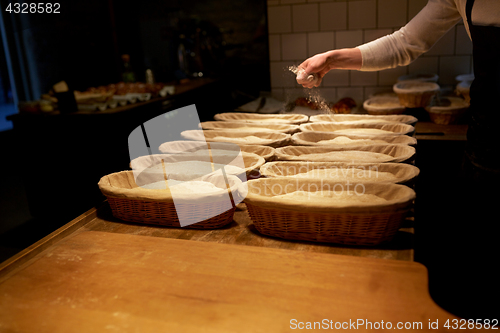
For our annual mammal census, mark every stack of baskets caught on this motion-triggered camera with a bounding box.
[362,73,469,124]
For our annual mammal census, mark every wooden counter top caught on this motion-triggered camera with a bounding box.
[0,226,458,332]
[414,122,468,141]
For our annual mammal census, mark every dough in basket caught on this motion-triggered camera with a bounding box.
[212,135,273,144]
[290,168,397,182]
[145,161,244,176]
[273,190,387,204]
[316,136,386,145]
[333,128,394,135]
[298,150,394,162]
[141,180,223,194]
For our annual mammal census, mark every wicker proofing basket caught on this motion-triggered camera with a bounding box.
[260,161,420,187]
[275,144,416,164]
[199,121,300,134]
[243,178,416,245]
[291,131,417,147]
[129,152,265,180]
[393,80,440,108]
[213,112,309,124]
[98,171,246,229]
[425,96,469,125]
[181,129,291,148]
[300,121,415,136]
[362,96,406,115]
[309,114,418,126]
[158,140,276,162]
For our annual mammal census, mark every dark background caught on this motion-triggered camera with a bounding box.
[0,0,270,259]
[0,0,270,101]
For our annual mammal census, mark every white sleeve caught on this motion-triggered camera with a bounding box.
[357,0,463,71]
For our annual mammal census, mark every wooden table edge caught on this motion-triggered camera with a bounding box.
[0,204,101,282]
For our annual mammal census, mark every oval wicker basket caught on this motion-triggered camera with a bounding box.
[181,129,291,148]
[291,132,417,147]
[130,152,265,179]
[199,121,300,134]
[158,140,276,162]
[300,122,415,136]
[275,144,416,164]
[425,96,469,125]
[243,178,416,245]
[393,80,440,108]
[260,161,420,187]
[213,112,309,124]
[309,114,418,126]
[362,96,406,115]
[98,171,245,229]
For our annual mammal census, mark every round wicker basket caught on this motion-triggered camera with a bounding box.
[244,178,415,245]
[98,171,245,229]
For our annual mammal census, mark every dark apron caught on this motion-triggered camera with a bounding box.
[465,0,500,172]
[416,0,500,320]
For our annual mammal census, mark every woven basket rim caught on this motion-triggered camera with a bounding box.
[181,129,291,147]
[243,178,415,214]
[158,140,276,161]
[275,144,416,163]
[129,152,264,177]
[98,170,245,202]
[260,161,420,183]
[291,131,417,146]
[213,112,309,124]
[199,121,299,133]
[300,121,415,136]
[393,80,440,93]
[363,96,405,112]
[309,114,418,126]
[425,97,469,113]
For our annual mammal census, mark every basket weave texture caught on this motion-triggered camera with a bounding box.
[213,112,309,124]
[291,132,417,147]
[181,129,291,148]
[425,97,469,125]
[158,141,276,162]
[244,178,415,245]
[393,81,440,108]
[275,144,416,164]
[309,114,418,126]
[362,97,406,115]
[260,161,420,187]
[300,122,415,136]
[98,171,244,229]
[199,121,300,134]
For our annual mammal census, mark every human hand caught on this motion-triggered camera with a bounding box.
[296,52,332,88]
[296,49,362,88]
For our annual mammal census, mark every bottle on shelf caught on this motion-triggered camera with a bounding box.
[121,54,136,83]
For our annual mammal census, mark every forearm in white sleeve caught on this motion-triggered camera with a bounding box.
[357,0,463,71]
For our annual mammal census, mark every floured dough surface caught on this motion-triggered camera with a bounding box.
[333,128,395,135]
[212,135,273,144]
[225,126,274,131]
[316,136,386,145]
[144,161,244,175]
[273,190,387,204]
[298,150,394,162]
[141,180,222,194]
[170,181,223,194]
[289,168,397,182]
[246,119,290,123]
[351,119,401,124]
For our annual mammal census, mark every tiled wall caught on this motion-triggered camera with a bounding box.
[267,0,473,106]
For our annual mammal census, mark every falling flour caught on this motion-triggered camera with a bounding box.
[288,65,332,113]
